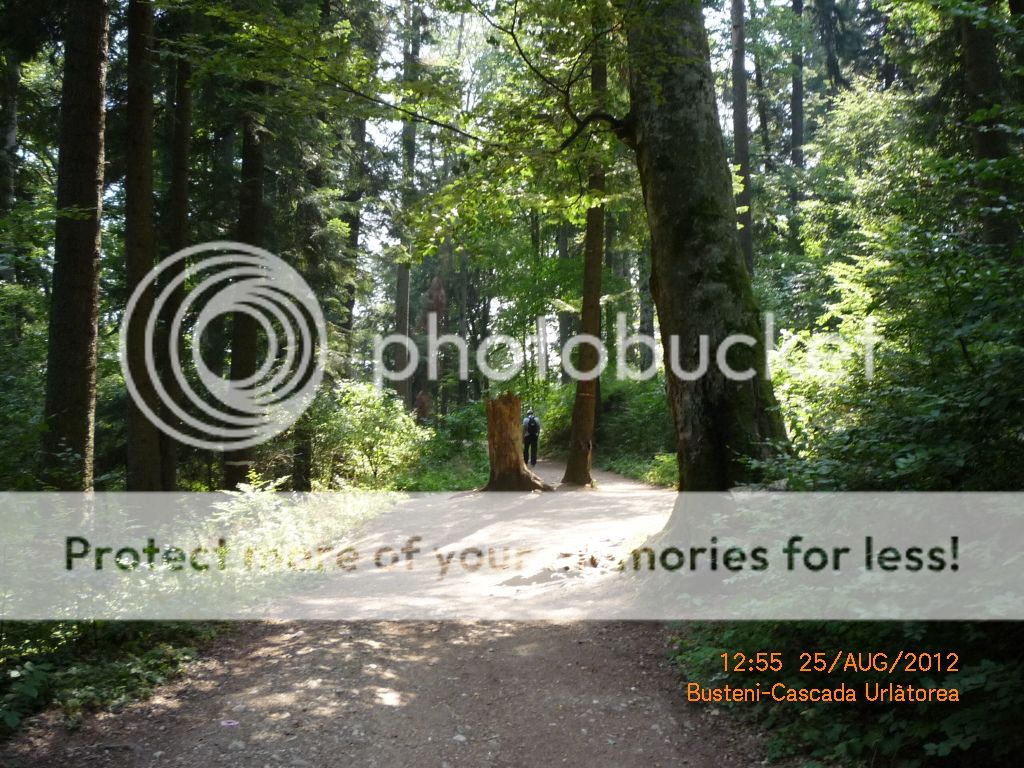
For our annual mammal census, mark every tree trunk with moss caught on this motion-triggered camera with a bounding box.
[483,394,551,491]
[625,0,787,491]
[41,0,109,490]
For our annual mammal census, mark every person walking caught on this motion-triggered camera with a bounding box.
[522,407,540,467]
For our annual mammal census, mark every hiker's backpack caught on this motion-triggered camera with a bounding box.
[526,416,539,436]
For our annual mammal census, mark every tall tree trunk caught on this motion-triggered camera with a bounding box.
[732,0,754,274]
[636,239,655,371]
[288,0,338,494]
[339,117,366,375]
[41,0,109,490]
[0,49,19,215]
[223,105,264,490]
[158,25,193,490]
[625,0,787,491]
[748,0,773,172]
[556,222,575,384]
[816,0,845,90]
[198,126,235,390]
[395,0,420,408]
[483,393,550,491]
[1011,0,1024,95]
[457,247,470,403]
[602,210,620,366]
[562,0,608,487]
[959,0,1019,254]
[125,0,162,490]
[791,0,804,171]
[788,0,804,246]
[291,425,312,491]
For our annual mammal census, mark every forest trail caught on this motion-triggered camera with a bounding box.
[0,461,774,768]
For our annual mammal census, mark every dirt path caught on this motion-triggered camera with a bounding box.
[0,461,775,768]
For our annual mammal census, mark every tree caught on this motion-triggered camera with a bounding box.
[636,239,655,371]
[1011,0,1024,92]
[41,0,109,490]
[157,11,194,490]
[562,0,609,486]
[748,0,774,172]
[336,2,383,370]
[394,0,422,408]
[483,392,550,491]
[732,0,754,273]
[624,0,787,490]
[223,96,265,490]
[340,116,367,366]
[124,0,163,490]
[0,48,17,215]
[791,0,805,172]
[958,0,1019,254]
[0,0,61,216]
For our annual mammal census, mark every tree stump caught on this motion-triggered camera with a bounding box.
[482,393,552,491]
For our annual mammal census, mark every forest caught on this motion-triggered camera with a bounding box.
[1,0,1023,765]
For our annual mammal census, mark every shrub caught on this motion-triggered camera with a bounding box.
[308,382,429,489]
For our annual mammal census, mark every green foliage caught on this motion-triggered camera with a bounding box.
[592,378,678,487]
[0,284,47,489]
[680,10,1024,758]
[0,622,221,735]
[752,83,1024,491]
[397,402,490,491]
[307,382,429,489]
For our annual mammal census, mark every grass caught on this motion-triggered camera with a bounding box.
[595,452,677,487]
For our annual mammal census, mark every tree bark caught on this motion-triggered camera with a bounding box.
[157,23,193,491]
[816,0,845,90]
[291,422,312,491]
[556,222,575,384]
[625,0,787,491]
[787,0,805,246]
[457,247,470,403]
[125,0,162,491]
[0,49,19,215]
[732,0,754,274]
[223,104,265,490]
[748,0,773,172]
[1011,0,1024,95]
[562,0,608,487]
[483,393,551,491]
[791,0,804,171]
[339,117,366,375]
[41,0,109,490]
[636,240,655,371]
[560,177,603,486]
[395,0,420,408]
[959,0,1019,254]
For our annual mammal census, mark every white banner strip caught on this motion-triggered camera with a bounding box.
[0,492,1018,620]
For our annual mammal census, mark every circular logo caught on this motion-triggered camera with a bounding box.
[120,241,327,452]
